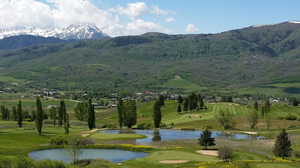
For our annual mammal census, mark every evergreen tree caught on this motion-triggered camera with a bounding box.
[59,100,69,134]
[64,113,70,135]
[87,99,96,130]
[183,98,189,111]
[35,97,44,135]
[58,101,64,127]
[158,95,165,106]
[273,129,292,158]
[12,106,17,121]
[198,95,204,109]
[117,99,124,128]
[188,93,198,111]
[17,100,23,128]
[123,100,137,128]
[292,99,299,106]
[153,100,162,128]
[264,100,271,114]
[49,106,57,127]
[198,129,215,149]
[177,95,183,104]
[177,104,182,113]
[254,101,259,111]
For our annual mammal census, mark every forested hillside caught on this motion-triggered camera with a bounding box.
[1,22,300,94]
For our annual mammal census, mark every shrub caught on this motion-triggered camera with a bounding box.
[137,123,152,129]
[50,136,68,145]
[294,151,300,158]
[285,115,298,121]
[218,146,233,162]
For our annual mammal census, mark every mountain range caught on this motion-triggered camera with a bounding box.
[1,21,300,95]
[0,24,109,41]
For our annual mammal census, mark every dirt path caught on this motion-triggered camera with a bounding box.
[160,160,189,164]
[196,150,218,156]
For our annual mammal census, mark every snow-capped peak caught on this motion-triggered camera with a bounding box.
[0,24,109,40]
[288,20,300,24]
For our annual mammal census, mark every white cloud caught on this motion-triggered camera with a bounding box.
[165,17,175,23]
[0,0,173,36]
[110,2,148,19]
[185,24,199,33]
[125,19,170,35]
[150,6,169,15]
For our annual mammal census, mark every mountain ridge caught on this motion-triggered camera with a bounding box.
[1,21,300,94]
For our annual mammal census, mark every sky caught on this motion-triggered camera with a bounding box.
[0,0,299,36]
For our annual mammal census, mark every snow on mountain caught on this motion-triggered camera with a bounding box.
[0,24,109,40]
[288,20,300,24]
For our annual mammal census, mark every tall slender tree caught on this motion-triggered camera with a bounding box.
[88,99,96,130]
[49,106,57,127]
[117,99,124,128]
[123,100,137,128]
[35,97,44,135]
[60,100,69,134]
[177,104,182,113]
[153,100,162,128]
[254,101,259,111]
[17,100,23,128]
[158,95,165,106]
[183,98,189,112]
[12,106,17,121]
[58,101,64,127]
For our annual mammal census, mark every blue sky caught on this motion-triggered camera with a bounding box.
[2,0,300,36]
[94,0,300,34]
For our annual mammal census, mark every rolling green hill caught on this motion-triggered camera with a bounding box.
[1,21,300,95]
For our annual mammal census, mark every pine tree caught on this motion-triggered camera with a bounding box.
[64,113,70,135]
[58,101,64,127]
[12,106,17,121]
[35,97,44,135]
[88,99,96,130]
[177,95,183,104]
[60,100,69,134]
[117,99,124,128]
[177,104,182,113]
[265,100,271,114]
[153,100,162,128]
[123,100,137,128]
[198,95,204,109]
[199,129,215,149]
[254,101,259,111]
[273,129,292,158]
[158,95,165,106]
[17,100,23,128]
[183,98,189,112]
[49,106,57,127]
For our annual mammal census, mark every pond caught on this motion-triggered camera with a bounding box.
[29,149,148,163]
[103,129,263,144]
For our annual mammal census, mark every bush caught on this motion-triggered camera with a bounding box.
[218,146,233,162]
[285,114,298,121]
[50,136,68,145]
[294,151,300,158]
[137,123,152,129]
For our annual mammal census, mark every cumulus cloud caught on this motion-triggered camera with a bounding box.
[0,0,173,36]
[110,2,148,19]
[165,17,175,23]
[185,24,199,33]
